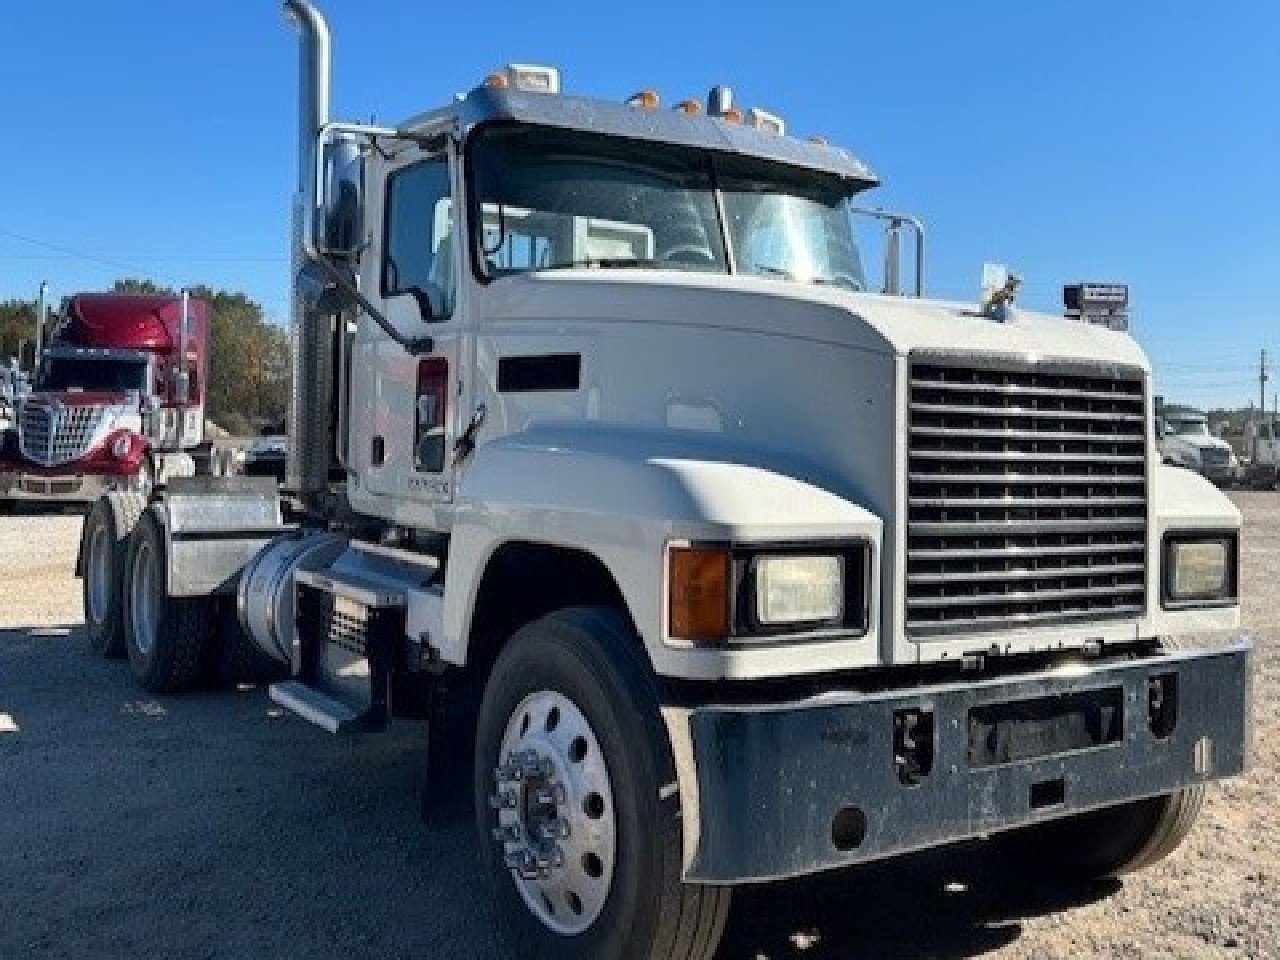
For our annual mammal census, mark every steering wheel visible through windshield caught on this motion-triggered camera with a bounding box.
[469,125,865,291]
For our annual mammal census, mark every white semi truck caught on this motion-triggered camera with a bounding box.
[76,5,1250,958]
[1158,407,1240,487]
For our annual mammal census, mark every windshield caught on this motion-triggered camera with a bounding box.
[470,126,864,290]
[35,354,148,393]
[1167,417,1211,438]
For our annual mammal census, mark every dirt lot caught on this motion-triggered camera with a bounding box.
[1,495,1276,960]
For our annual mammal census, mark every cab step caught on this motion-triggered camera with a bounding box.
[269,680,367,734]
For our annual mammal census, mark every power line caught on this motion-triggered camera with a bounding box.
[0,225,174,285]
[0,253,286,264]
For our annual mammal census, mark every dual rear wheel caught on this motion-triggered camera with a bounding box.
[81,496,265,691]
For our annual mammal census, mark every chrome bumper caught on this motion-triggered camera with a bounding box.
[673,641,1251,884]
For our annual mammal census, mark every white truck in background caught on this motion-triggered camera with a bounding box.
[1242,415,1279,489]
[1158,407,1240,487]
[73,5,1251,959]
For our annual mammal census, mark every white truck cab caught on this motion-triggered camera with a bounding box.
[75,6,1251,959]
[1159,408,1239,486]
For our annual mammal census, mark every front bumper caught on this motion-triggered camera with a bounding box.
[0,471,123,503]
[670,641,1251,884]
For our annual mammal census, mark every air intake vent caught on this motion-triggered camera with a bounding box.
[906,357,1148,636]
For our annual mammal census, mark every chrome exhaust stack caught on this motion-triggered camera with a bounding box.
[35,281,48,367]
[283,0,335,499]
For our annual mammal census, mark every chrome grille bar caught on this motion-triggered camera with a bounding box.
[906,358,1148,636]
[17,402,109,467]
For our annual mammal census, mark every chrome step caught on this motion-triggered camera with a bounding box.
[269,680,363,734]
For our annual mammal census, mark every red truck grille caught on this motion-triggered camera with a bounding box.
[18,402,109,467]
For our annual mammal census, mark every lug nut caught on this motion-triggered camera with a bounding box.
[492,823,522,844]
[532,784,565,807]
[494,763,523,782]
[489,789,519,810]
[537,817,571,841]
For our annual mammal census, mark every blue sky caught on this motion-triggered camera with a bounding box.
[1,0,1275,409]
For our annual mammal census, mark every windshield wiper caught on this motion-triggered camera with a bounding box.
[538,257,664,271]
[752,263,827,285]
[752,263,862,291]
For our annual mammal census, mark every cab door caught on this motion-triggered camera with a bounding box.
[352,143,466,508]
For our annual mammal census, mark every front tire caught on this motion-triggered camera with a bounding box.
[82,494,147,658]
[1011,786,1207,880]
[122,508,215,693]
[474,607,730,960]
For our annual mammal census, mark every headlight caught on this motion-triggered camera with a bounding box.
[666,542,870,646]
[1163,533,1237,607]
[754,555,843,626]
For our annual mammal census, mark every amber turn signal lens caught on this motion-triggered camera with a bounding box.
[669,547,730,645]
[675,99,702,115]
[485,72,510,89]
[627,89,660,110]
[720,107,744,125]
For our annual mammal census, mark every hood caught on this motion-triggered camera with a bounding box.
[481,271,1150,372]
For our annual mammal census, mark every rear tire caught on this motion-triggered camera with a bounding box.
[82,493,147,658]
[474,607,730,960]
[122,508,215,693]
[1011,786,1207,880]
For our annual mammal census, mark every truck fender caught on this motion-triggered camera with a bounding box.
[440,424,882,677]
[157,476,284,597]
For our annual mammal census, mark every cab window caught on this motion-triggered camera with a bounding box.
[383,157,455,320]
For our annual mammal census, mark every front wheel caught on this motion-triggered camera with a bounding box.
[474,607,730,960]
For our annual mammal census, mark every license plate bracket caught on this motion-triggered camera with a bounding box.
[967,686,1124,768]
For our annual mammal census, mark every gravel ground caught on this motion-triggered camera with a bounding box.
[0,494,1276,959]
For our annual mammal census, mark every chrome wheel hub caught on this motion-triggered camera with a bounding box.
[492,691,616,936]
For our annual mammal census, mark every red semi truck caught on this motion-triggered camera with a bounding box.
[0,291,207,506]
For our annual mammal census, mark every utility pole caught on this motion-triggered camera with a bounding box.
[34,281,48,370]
[1258,349,1269,462]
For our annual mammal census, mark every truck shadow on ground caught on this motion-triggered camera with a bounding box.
[0,623,1117,960]
[715,848,1117,959]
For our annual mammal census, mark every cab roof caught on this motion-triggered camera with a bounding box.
[405,86,880,189]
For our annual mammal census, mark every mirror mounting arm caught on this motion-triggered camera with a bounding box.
[310,256,434,356]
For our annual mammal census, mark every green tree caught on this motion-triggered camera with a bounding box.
[0,298,37,364]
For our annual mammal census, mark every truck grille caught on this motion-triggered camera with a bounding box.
[907,358,1148,636]
[1200,447,1231,469]
[19,402,109,467]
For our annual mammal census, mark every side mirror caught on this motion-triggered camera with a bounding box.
[322,134,364,257]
